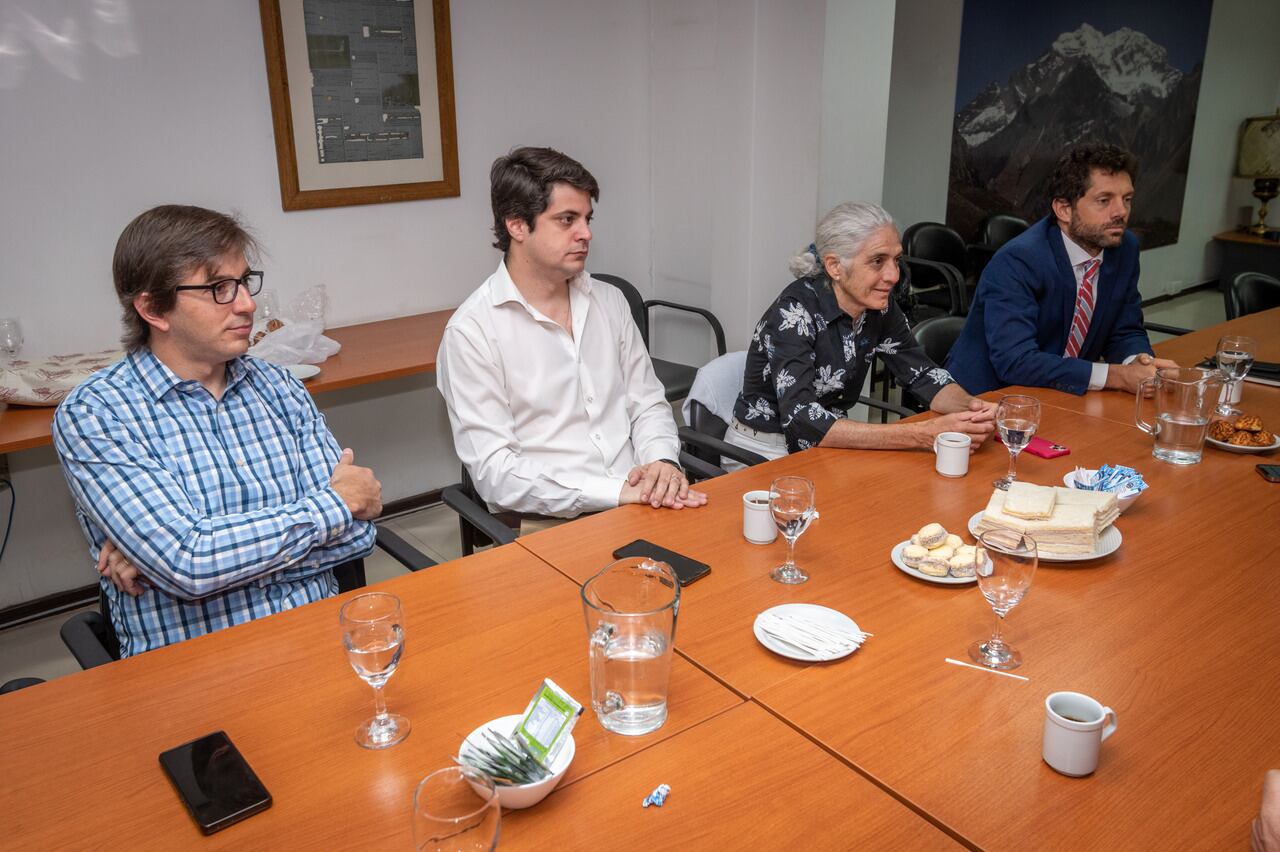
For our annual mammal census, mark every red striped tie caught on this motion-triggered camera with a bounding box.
[1064,258,1100,358]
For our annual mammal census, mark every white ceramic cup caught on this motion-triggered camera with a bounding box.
[1218,379,1243,405]
[743,490,777,544]
[1042,691,1117,777]
[932,431,971,477]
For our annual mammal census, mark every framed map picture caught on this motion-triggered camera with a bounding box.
[259,0,459,211]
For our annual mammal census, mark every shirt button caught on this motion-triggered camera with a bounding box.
[593,433,602,440]
[586,395,595,403]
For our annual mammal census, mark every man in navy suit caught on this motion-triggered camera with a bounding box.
[947,144,1177,396]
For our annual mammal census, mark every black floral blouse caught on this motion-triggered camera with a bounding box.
[732,276,954,453]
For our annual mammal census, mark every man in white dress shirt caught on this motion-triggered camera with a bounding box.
[437,147,707,518]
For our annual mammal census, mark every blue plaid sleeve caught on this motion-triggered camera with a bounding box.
[54,394,358,601]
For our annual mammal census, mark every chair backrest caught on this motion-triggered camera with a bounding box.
[683,350,748,465]
[911,315,967,367]
[902,222,968,272]
[977,213,1030,249]
[592,273,650,345]
[1227,271,1280,320]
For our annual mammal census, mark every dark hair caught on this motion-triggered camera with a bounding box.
[113,205,259,351]
[1047,144,1138,209]
[489,147,599,253]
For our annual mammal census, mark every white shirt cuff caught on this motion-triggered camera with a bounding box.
[1088,362,1108,391]
[577,475,629,514]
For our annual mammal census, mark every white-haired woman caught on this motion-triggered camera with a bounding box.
[725,202,996,463]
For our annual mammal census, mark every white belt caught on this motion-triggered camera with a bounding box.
[730,418,787,445]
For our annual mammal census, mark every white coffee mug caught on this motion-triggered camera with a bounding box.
[932,431,971,477]
[1042,691,1117,777]
[742,490,777,544]
[1219,379,1243,405]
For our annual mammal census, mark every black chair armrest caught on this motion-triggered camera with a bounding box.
[856,395,916,419]
[645,299,728,355]
[678,450,726,482]
[903,256,967,314]
[60,612,116,670]
[374,526,436,572]
[441,485,517,547]
[678,426,769,468]
[1143,321,1192,336]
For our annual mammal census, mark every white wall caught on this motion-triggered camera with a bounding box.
[880,0,962,228]
[649,0,827,362]
[0,0,655,606]
[880,0,1280,298]
[818,0,897,213]
[1139,0,1280,294]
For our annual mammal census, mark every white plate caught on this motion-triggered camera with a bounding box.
[753,603,862,662]
[1206,434,1280,454]
[967,511,1121,563]
[889,541,977,585]
[285,364,320,381]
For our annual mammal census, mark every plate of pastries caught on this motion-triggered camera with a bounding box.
[1206,414,1278,454]
[890,523,980,585]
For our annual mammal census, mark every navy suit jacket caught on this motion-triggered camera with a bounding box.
[945,216,1153,395]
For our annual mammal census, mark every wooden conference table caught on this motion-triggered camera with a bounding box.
[517,312,1279,848]
[0,535,954,848]
[0,310,453,454]
[3,311,1276,848]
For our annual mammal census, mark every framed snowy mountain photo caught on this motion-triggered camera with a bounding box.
[946,2,1214,249]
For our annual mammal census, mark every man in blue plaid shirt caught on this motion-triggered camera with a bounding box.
[53,205,381,656]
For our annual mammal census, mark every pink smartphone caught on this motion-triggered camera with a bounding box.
[995,434,1071,458]
[1023,436,1070,458]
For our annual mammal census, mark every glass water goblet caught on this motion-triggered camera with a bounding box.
[0,318,23,364]
[1215,334,1256,417]
[412,767,501,851]
[339,592,410,749]
[254,289,282,325]
[993,394,1041,490]
[769,475,817,585]
[969,530,1037,670]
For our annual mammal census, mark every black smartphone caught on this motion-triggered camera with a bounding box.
[159,731,272,835]
[1258,464,1280,483]
[612,539,711,586]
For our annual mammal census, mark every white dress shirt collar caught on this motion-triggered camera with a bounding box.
[1059,228,1102,282]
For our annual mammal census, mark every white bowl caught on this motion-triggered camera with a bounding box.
[461,714,575,810]
[1062,470,1140,513]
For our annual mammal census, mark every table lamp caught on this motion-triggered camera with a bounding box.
[1237,110,1280,236]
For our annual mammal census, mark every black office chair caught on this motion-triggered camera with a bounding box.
[678,352,769,471]
[594,273,727,402]
[60,557,373,669]
[1226,271,1280,320]
[977,213,1030,248]
[1,678,44,694]
[900,316,966,412]
[969,213,1030,279]
[901,222,971,316]
[678,350,913,466]
[898,256,966,321]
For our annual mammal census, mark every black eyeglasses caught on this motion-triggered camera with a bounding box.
[174,270,264,305]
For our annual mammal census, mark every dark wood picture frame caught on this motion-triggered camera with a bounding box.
[258,0,460,211]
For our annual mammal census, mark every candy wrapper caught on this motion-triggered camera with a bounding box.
[1073,464,1147,499]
